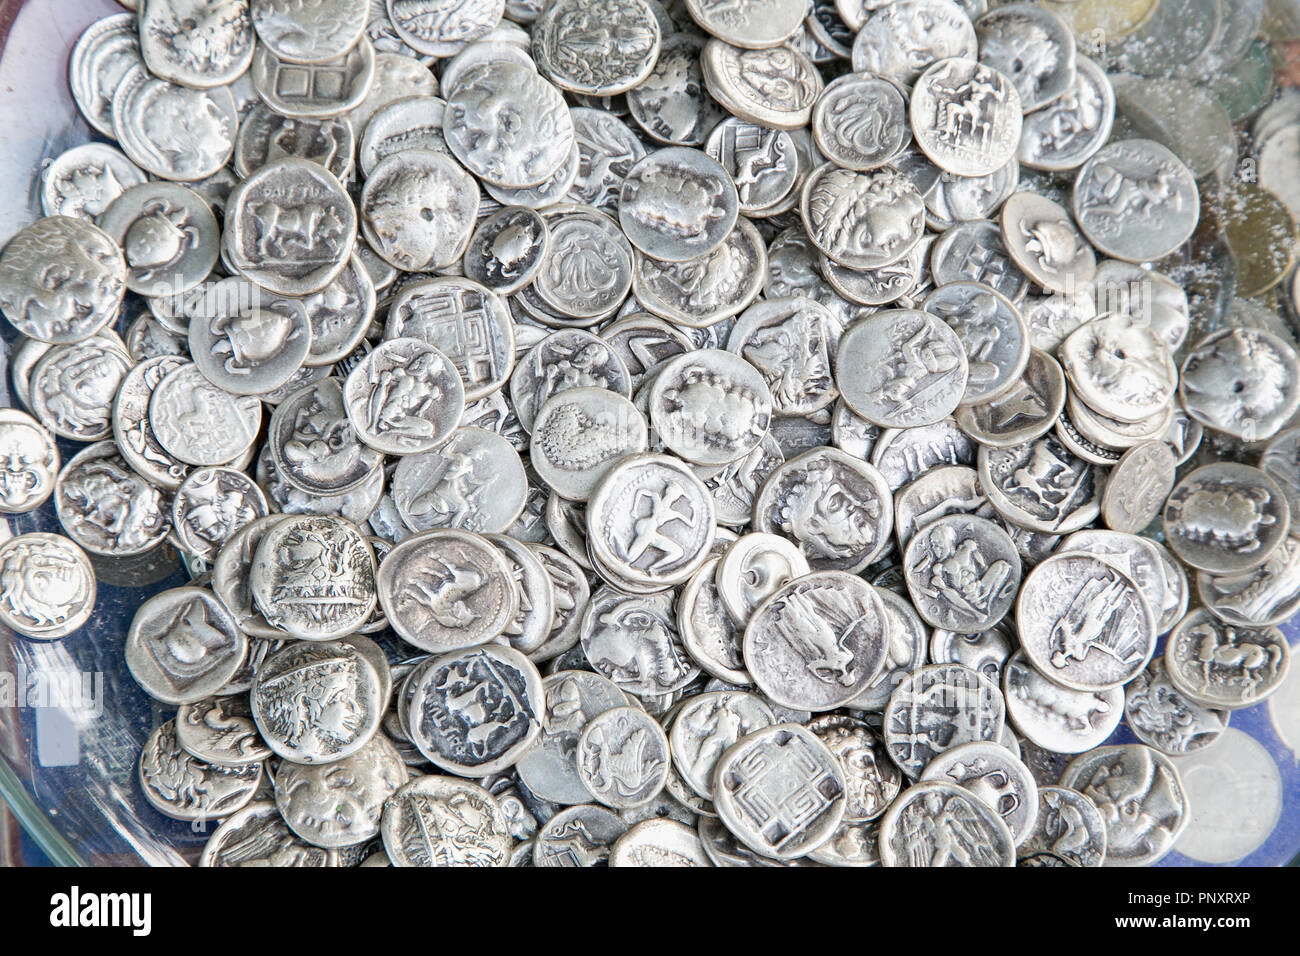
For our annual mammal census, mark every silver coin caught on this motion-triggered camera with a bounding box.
[534,804,629,865]
[919,739,1039,844]
[1059,316,1176,428]
[0,216,126,345]
[1017,551,1155,692]
[850,0,975,86]
[481,532,554,654]
[978,434,1100,534]
[911,57,1023,177]
[386,0,503,57]
[527,545,590,662]
[715,532,809,627]
[529,387,648,501]
[361,150,479,272]
[1059,744,1188,867]
[138,0,254,88]
[903,514,1020,634]
[921,281,1029,406]
[275,734,408,848]
[677,557,749,685]
[235,104,355,182]
[40,142,146,221]
[533,0,661,96]
[1018,55,1114,172]
[701,40,823,131]
[377,528,518,652]
[974,3,1075,113]
[879,778,1015,866]
[1125,657,1229,757]
[175,694,273,766]
[173,466,269,563]
[727,297,840,418]
[575,704,670,808]
[812,73,911,173]
[902,152,1021,232]
[807,714,900,822]
[69,13,145,139]
[252,0,371,63]
[1164,608,1290,711]
[647,349,772,467]
[847,586,930,709]
[580,585,699,697]
[1163,463,1289,576]
[633,220,767,329]
[357,95,447,178]
[836,308,968,428]
[705,118,799,216]
[1021,289,1096,354]
[342,338,465,455]
[801,164,926,273]
[250,34,376,117]
[462,206,548,296]
[883,663,1005,777]
[381,775,511,866]
[510,328,632,433]
[930,622,1012,685]
[349,50,439,132]
[186,284,313,397]
[0,533,96,641]
[1098,440,1175,536]
[125,312,188,362]
[930,219,1030,302]
[517,670,628,803]
[139,719,261,822]
[29,340,130,443]
[669,690,774,799]
[1179,327,1300,443]
[530,205,633,319]
[712,722,847,860]
[625,33,725,147]
[684,0,806,49]
[1018,786,1106,867]
[0,409,58,515]
[618,147,738,263]
[55,441,172,557]
[609,818,712,866]
[99,183,219,298]
[199,801,332,866]
[1000,192,1095,294]
[953,348,1064,448]
[1001,650,1123,754]
[870,420,974,493]
[1071,139,1198,263]
[391,427,527,533]
[112,64,237,181]
[126,586,248,704]
[566,107,647,210]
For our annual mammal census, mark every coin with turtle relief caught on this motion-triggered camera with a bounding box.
[1059,744,1188,867]
[1017,552,1155,692]
[1125,657,1229,757]
[360,149,478,272]
[175,694,272,766]
[267,377,383,496]
[251,0,371,63]
[406,644,544,775]
[533,0,661,96]
[69,13,145,138]
[343,338,465,456]
[0,533,96,641]
[534,804,629,865]
[911,58,1022,178]
[1001,650,1123,754]
[138,719,261,822]
[742,571,889,711]
[529,388,647,502]
[138,0,254,89]
[647,350,772,467]
[186,279,314,396]
[580,586,700,698]
[126,586,248,705]
[618,148,738,263]
[882,663,1005,778]
[1164,608,1290,711]
[1163,463,1290,576]
[275,734,408,848]
[0,410,58,515]
[112,64,238,181]
[55,441,172,557]
[377,529,517,653]
[903,514,1020,634]
[172,467,268,563]
[1000,192,1095,294]
[974,3,1075,113]
[381,775,511,866]
[836,309,969,428]
[812,73,910,173]
[1179,327,1300,443]
[28,340,130,443]
[1072,139,1198,263]
[391,427,527,534]
[701,40,823,131]
[40,143,146,221]
[575,705,669,808]
[1018,55,1114,172]
[801,165,926,273]
[919,740,1038,845]
[713,723,847,860]
[0,216,126,346]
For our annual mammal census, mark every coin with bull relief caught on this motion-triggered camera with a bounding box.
[978,433,1100,534]
[911,58,1023,178]
[0,533,96,641]
[1179,327,1300,443]
[172,466,268,563]
[126,586,248,705]
[55,441,173,557]
[701,40,823,131]
[112,64,238,181]
[186,280,314,396]
[903,514,1020,634]
[381,775,511,867]
[1163,463,1289,576]
[1001,651,1123,754]
[836,309,969,428]
[139,718,261,823]
[580,586,699,698]
[1164,609,1290,711]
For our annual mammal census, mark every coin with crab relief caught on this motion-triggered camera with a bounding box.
[836,309,968,428]
[391,427,527,534]
[1163,463,1289,576]
[1017,552,1155,692]
[529,388,647,501]
[1164,608,1289,711]
[533,0,661,96]
[252,0,371,63]
[0,216,126,346]
[126,586,248,705]
[275,734,409,848]
[1001,650,1122,754]
[580,586,700,698]
[343,338,465,456]
[1000,192,1095,294]
[911,58,1022,178]
[1018,55,1114,172]
[903,514,1020,634]
[974,4,1075,113]
[377,529,517,652]
[1179,327,1300,443]
[112,64,238,181]
[742,571,889,711]
[701,40,823,131]
[576,705,669,808]
[186,280,314,396]
[463,206,549,296]
[173,466,268,563]
[0,533,95,641]
[139,719,261,823]
[1071,139,1198,263]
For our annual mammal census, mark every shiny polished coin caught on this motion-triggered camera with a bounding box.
[701,40,823,131]
[576,704,670,808]
[343,338,465,455]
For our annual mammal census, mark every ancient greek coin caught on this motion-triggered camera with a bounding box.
[911,58,1023,177]
[55,441,172,557]
[361,149,479,271]
[1001,650,1123,754]
[1072,139,1198,262]
[126,587,248,705]
[138,719,261,823]
[0,533,96,641]
[381,775,511,867]
[878,780,1015,866]
[883,663,1005,777]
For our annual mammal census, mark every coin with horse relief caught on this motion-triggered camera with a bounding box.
[911,58,1023,178]
[1164,608,1290,711]
[361,149,479,272]
[576,705,670,809]
[742,571,890,711]
[172,466,269,563]
[530,388,647,501]
[903,514,1020,634]
[1163,463,1290,576]
[802,164,926,271]
[343,338,465,456]
[0,533,96,641]
[836,309,969,428]
[54,442,172,557]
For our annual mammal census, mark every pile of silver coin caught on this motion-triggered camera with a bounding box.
[0,0,1297,867]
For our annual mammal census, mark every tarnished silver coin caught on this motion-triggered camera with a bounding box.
[510,328,631,433]
[850,0,976,88]
[235,103,355,182]
[1017,552,1155,692]
[1071,139,1198,263]
[1059,744,1188,867]
[953,349,1064,447]
[609,818,712,866]
[343,338,464,455]
[920,739,1039,844]
[1000,192,1095,294]
[0,533,96,641]
[878,779,1015,866]
[29,340,130,442]
[705,119,799,216]
[580,585,699,698]
[634,219,766,329]
[361,149,479,271]
[575,704,669,808]
[1163,463,1289,576]
[1001,650,1123,754]
[1018,55,1114,172]
[126,586,248,705]
[274,734,407,848]
[377,529,517,652]
[712,722,847,860]
[0,216,126,345]
[974,3,1075,112]
[112,65,238,180]
[903,514,1020,634]
[138,0,254,89]
[911,58,1023,177]
[463,206,548,296]
[836,308,969,428]
[176,693,272,766]
[626,33,726,147]
[727,297,839,418]
[922,281,1029,406]
[701,40,823,131]
[172,466,268,563]
[381,775,511,867]
[517,669,627,803]
[1125,657,1229,757]
[1018,786,1106,867]
[883,663,1004,777]
[1196,534,1300,630]
[138,719,261,822]
[742,571,889,711]
[1179,327,1300,443]
[55,441,172,557]
[1165,608,1290,711]
[407,644,544,775]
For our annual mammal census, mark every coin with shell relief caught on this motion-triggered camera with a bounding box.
[55,441,173,557]
[529,387,648,502]
[715,532,809,627]
[381,775,511,867]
